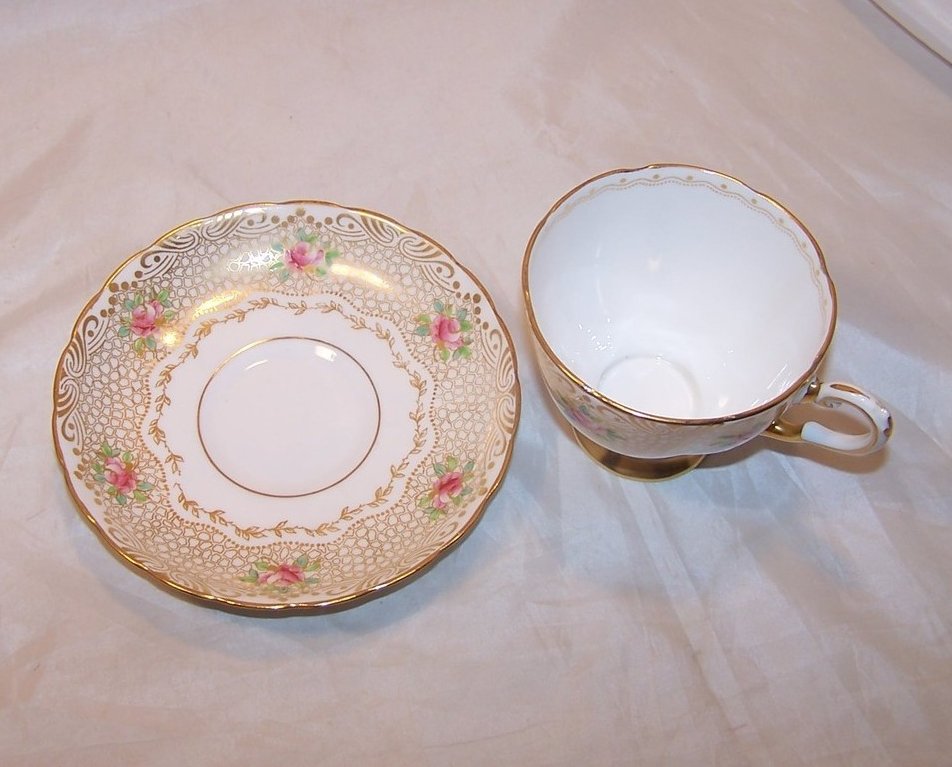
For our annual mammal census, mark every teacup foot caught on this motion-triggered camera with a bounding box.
[573,429,703,481]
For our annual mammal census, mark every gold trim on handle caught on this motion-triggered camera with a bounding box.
[764,380,822,442]
[765,380,892,454]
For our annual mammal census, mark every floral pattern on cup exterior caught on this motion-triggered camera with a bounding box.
[239,555,321,595]
[91,442,154,505]
[415,301,473,361]
[552,391,621,442]
[118,290,173,354]
[270,229,340,281]
[535,341,794,460]
[418,456,476,520]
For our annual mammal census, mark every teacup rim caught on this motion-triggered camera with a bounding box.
[522,162,838,426]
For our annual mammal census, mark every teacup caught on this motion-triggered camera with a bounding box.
[522,164,892,480]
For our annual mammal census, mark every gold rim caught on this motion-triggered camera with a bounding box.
[51,200,521,614]
[522,163,838,426]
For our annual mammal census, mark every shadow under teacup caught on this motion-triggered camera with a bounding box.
[522,164,892,480]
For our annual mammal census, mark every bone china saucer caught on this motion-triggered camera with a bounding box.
[53,202,520,613]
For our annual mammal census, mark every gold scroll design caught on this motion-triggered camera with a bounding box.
[150,296,429,541]
[326,212,459,294]
[135,207,277,282]
[55,312,113,456]
[478,327,519,475]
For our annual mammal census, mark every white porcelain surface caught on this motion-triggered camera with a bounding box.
[529,167,833,419]
[196,337,381,497]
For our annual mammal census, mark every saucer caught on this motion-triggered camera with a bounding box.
[53,202,520,613]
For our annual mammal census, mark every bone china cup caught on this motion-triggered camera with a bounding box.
[523,165,892,480]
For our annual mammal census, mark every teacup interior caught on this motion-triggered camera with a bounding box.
[528,169,835,420]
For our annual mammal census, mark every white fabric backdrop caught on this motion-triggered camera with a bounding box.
[1,1,950,764]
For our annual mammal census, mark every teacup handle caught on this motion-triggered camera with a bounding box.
[765,380,892,455]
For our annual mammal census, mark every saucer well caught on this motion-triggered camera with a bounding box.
[53,202,520,613]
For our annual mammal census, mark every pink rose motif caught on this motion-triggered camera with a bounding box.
[415,301,473,362]
[130,300,166,338]
[258,563,305,587]
[103,456,137,496]
[555,394,619,442]
[118,291,173,354]
[418,456,475,521]
[430,314,462,352]
[284,241,325,271]
[240,555,319,588]
[270,236,339,282]
[431,470,464,509]
[92,443,153,504]
[568,404,597,431]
